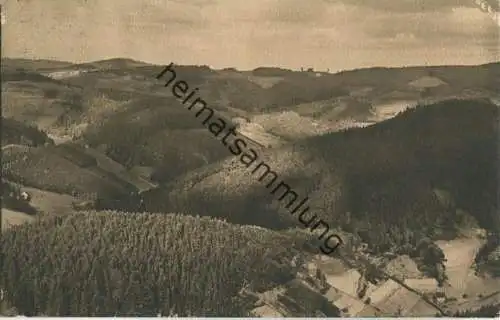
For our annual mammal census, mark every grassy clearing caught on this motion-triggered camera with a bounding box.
[1,208,35,231]
[21,186,76,216]
[436,238,483,294]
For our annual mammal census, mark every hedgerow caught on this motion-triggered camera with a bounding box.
[0,211,310,316]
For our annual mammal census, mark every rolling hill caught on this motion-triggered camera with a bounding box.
[2,57,500,317]
[142,98,499,254]
[2,58,499,186]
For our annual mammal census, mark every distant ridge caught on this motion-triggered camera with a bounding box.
[3,56,498,76]
[73,58,152,69]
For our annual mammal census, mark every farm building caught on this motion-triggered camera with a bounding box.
[20,191,31,202]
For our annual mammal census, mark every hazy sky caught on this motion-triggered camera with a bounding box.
[2,0,499,71]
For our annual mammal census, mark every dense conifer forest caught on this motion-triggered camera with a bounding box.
[0,212,317,316]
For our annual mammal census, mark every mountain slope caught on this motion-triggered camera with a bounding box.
[143,98,499,254]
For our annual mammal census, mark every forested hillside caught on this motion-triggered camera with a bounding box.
[143,99,499,257]
[0,212,319,316]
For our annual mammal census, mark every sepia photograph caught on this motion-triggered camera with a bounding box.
[0,0,499,317]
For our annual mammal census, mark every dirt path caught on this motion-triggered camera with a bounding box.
[1,144,28,151]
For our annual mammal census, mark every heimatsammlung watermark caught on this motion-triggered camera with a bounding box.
[156,63,343,255]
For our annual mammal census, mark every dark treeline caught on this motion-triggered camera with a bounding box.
[1,117,53,147]
[453,304,500,317]
[475,233,500,277]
